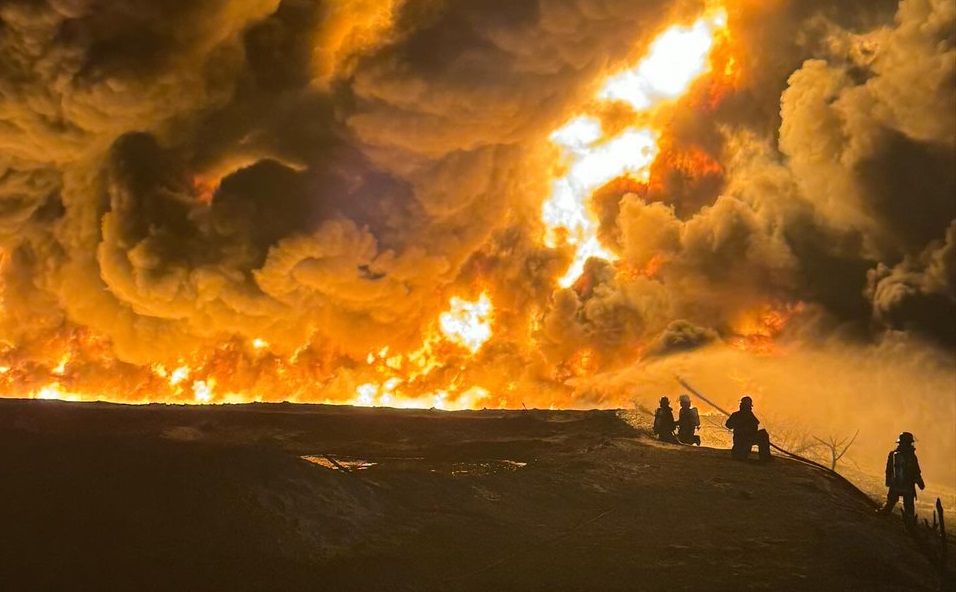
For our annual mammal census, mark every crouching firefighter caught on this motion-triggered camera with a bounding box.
[878,431,925,524]
[653,396,679,444]
[725,395,771,462]
[676,394,701,446]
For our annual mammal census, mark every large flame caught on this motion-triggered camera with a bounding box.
[598,10,727,110]
[1,5,742,409]
[541,8,729,287]
[5,291,497,408]
[350,292,495,410]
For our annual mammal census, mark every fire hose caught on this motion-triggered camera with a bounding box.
[676,376,879,509]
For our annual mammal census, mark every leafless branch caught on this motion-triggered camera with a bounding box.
[811,429,860,470]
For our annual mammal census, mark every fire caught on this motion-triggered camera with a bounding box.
[646,143,724,195]
[344,292,495,408]
[439,293,494,354]
[541,7,731,288]
[169,365,191,386]
[566,348,598,378]
[351,382,490,411]
[0,6,743,410]
[598,11,726,110]
[728,302,805,356]
[34,382,82,402]
[51,354,70,376]
[192,379,215,403]
[615,254,667,281]
[725,56,737,77]
[0,249,6,315]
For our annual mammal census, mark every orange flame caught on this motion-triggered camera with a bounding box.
[0,5,749,410]
[728,302,805,356]
[645,142,725,198]
[541,7,731,288]
[191,175,219,204]
[344,292,496,408]
[0,292,497,407]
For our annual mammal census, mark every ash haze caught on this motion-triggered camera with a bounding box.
[0,1,953,484]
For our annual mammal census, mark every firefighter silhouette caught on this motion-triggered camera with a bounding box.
[653,396,679,444]
[878,431,925,524]
[725,395,771,462]
[676,394,701,446]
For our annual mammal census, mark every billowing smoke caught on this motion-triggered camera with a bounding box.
[0,2,953,481]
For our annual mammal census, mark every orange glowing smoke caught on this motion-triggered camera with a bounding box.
[0,248,6,315]
[728,302,805,356]
[0,4,750,409]
[191,175,219,204]
[566,348,598,377]
[552,347,600,384]
[614,254,667,282]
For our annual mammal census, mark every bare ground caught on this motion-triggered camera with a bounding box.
[0,399,951,591]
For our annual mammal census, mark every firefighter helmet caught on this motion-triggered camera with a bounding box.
[897,431,915,444]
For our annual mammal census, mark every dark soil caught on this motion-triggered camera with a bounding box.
[0,399,950,591]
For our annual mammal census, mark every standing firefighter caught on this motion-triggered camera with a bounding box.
[878,431,925,524]
[676,394,701,446]
[653,396,679,444]
[725,395,771,462]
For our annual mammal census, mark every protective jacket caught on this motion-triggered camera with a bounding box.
[725,409,759,443]
[677,407,699,437]
[654,405,677,438]
[884,444,924,495]
[725,408,770,460]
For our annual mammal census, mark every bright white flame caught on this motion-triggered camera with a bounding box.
[598,13,723,110]
[559,236,614,288]
[33,382,82,402]
[439,293,494,353]
[223,391,261,404]
[541,8,728,287]
[192,379,214,403]
[356,383,377,406]
[52,355,70,376]
[543,127,658,286]
[348,383,489,410]
[550,116,603,152]
[169,365,190,386]
[564,127,658,190]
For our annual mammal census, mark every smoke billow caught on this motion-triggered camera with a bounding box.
[0,1,953,481]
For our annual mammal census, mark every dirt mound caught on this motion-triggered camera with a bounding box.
[0,399,948,591]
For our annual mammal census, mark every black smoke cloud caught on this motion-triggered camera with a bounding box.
[0,0,953,414]
[584,0,956,353]
[0,0,695,361]
[646,320,719,357]
[867,221,956,342]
